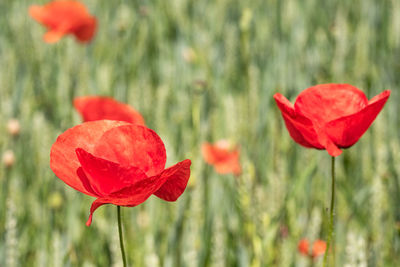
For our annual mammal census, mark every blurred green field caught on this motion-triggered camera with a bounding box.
[1,0,400,266]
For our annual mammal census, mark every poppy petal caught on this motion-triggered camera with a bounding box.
[93,125,166,177]
[201,143,219,164]
[201,142,232,164]
[86,174,171,225]
[298,239,310,256]
[50,120,130,196]
[74,18,97,43]
[214,151,242,175]
[43,30,65,43]
[29,5,45,23]
[311,240,327,258]
[86,199,108,226]
[295,84,368,124]
[314,129,342,157]
[74,96,145,125]
[76,167,101,196]
[325,90,390,148]
[274,93,323,149]
[76,148,148,196]
[154,159,192,201]
[29,1,96,43]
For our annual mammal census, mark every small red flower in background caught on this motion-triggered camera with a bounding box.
[29,0,97,43]
[74,96,145,125]
[202,140,241,175]
[274,84,390,156]
[298,239,326,258]
[298,239,309,256]
[311,239,327,258]
[50,120,191,226]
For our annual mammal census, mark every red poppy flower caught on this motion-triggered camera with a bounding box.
[298,239,309,256]
[29,0,97,43]
[298,239,326,258]
[202,140,241,175]
[74,96,145,125]
[50,120,191,226]
[311,239,327,258]
[274,84,390,156]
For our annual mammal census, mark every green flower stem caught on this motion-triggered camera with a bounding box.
[323,156,336,267]
[117,206,127,267]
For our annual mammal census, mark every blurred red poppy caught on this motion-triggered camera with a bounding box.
[311,239,327,258]
[298,239,309,256]
[29,0,97,43]
[274,84,390,156]
[74,96,145,125]
[50,121,191,226]
[298,239,326,258]
[202,140,241,175]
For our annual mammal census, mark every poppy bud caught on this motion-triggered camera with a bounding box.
[2,150,15,168]
[182,47,197,63]
[7,119,20,137]
[48,192,63,210]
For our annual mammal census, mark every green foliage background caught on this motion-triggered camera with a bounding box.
[0,0,399,266]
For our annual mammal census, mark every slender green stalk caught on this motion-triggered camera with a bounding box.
[117,206,127,267]
[323,156,336,267]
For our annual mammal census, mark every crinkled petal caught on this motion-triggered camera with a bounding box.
[74,96,145,125]
[76,148,147,196]
[325,90,390,148]
[274,93,323,149]
[50,120,130,196]
[86,173,171,225]
[295,84,368,124]
[154,159,192,201]
[93,125,166,177]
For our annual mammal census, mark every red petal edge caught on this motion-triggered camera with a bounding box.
[50,120,130,197]
[325,90,390,148]
[273,93,323,149]
[73,96,145,125]
[86,199,107,226]
[85,172,171,226]
[154,159,192,201]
